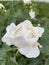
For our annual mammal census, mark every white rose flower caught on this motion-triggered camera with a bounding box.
[23,0,32,4]
[29,9,35,19]
[2,20,44,58]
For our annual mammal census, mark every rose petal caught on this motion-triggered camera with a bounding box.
[23,20,33,27]
[6,23,17,37]
[2,33,13,45]
[13,36,31,48]
[33,27,44,38]
[29,9,35,19]
[37,27,44,37]
[6,23,16,32]
[19,46,40,58]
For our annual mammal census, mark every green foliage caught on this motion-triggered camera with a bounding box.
[0,1,49,65]
[39,21,49,55]
[45,57,49,65]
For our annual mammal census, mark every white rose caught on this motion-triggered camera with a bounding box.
[23,0,32,4]
[29,9,35,19]
[2,20,44,58]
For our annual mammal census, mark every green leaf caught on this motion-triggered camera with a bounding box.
[39,22,49,55]
[28,58,42,65]
[16,54,27,65]
[5,49,18,65]
[0,44,8,65]
[0,45,18,65]
[16,53,43,65]
[0,44,9,60]
[0,59,6,65]
[5,57,17,65]
[45,57,49,65]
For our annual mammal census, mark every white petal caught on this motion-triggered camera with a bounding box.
[19,46,40,58]
[37,27,44,37]
[29,9,35,19]
[6,23,22,38]
[6,23,17,37]
[23,20,33,27]
[27,37,39,43]
[2,23,17,45]
[6,23,16,32]
[2,33,13,45]
[33,27,44,37]
[12,36,31,48]
[22,26,39,43]
[38,43,43,48]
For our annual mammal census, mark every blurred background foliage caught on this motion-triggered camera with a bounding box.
[0,1,49,65]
